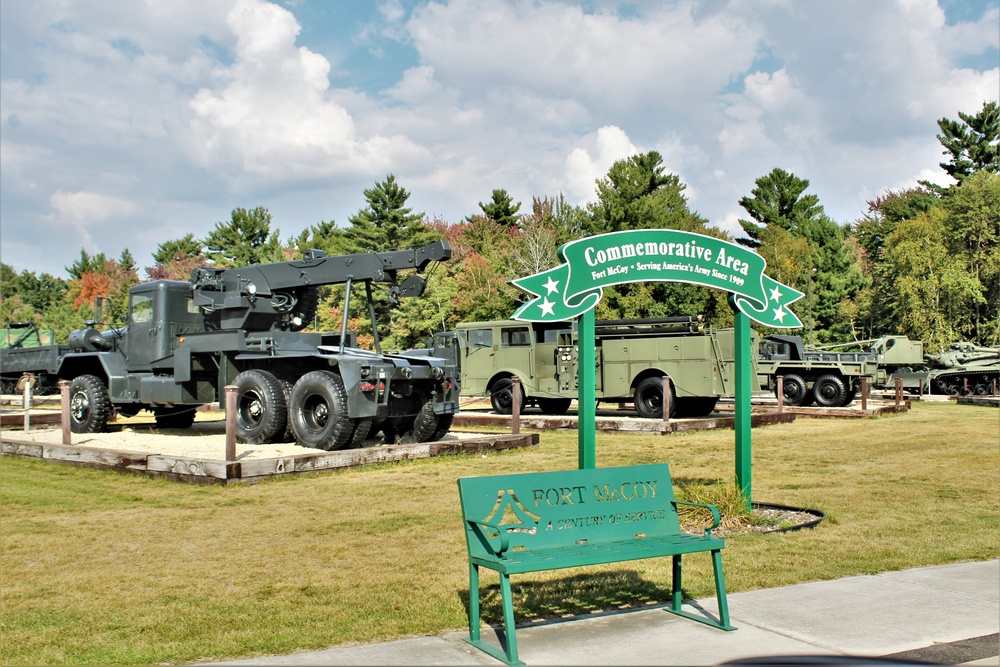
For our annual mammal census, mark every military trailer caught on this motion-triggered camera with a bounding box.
[0,241,460,450]
[756,334,875,407]
[432,316,758,419]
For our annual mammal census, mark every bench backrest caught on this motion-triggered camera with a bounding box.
[457,463,679,557]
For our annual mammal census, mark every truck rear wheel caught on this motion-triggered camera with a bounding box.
[348,418,373,448]
[778,374,808,406]
[289,371,352,451]
[410,397,440,442]
[813,374,847,407]
[276,378,295,442]
[537,398,572,415]
[234,369,287,444]
[69,374,111,433]
[634,376,675,419]
[432,414,454,441]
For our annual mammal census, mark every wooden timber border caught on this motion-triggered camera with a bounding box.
[452,411,795,433]
[0,433,539,485]
[714,400,910,419]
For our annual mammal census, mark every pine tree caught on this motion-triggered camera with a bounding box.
[344,175,434,252]
[202,207,284,267]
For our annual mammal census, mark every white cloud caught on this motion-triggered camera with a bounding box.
[563,126,640,204]
[188,0,429,179]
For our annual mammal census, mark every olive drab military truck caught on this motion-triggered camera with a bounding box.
[431,316,760,419]
[0,241,460,450]
[756,334,876,407]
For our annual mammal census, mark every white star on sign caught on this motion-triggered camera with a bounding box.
[539,298,555,316]
[543,276,559,295]
[769,286,783,303]
[772,307,786,323]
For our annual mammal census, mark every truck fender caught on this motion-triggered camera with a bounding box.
[56,352,129,398]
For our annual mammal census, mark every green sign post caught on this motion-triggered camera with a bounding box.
[511,229,802,507]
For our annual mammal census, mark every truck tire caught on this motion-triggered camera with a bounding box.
[778,374,808,406]
[410,397,440,442]
[813,374,847,407]
[537,398,572,415]
[289,371,352,451]
[490,377,524,415]
[276,378,295,442]
[154,406,196,429]
[68,374,111,433]
[349,418,373,448]
[432,414,455,441]
[233,369,287,444]
[634,376,675,420]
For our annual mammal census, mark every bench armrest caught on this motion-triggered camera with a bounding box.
[466,518,510,557]
[672,500,721,537]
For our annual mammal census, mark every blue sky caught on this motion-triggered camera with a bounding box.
[1,0,998,279]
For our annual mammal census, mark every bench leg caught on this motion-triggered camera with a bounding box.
[711,549,735,631]
[462,566,525,666]
[499,572,521,665]
[671,554,683,612]
[664,551,736,632]
[468,563,481,643]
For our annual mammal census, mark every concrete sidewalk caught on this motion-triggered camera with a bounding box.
[210,560,999,666]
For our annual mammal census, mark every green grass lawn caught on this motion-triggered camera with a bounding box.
[2,402,997,665]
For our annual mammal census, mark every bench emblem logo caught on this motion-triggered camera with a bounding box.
[483,489,540,535]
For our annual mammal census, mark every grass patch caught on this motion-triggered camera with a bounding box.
[1,402,998,665]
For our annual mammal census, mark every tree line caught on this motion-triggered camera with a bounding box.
[2,102,997,353]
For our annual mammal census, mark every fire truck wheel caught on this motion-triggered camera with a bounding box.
[634,376,675,420]
[68,374,111,433]
[490,377,523,415]
[289,371,352,451]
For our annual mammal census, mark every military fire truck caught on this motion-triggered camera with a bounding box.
[431,316,758,419]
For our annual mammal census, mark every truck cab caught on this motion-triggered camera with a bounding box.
[438,320,575,413]
[125,280,206,371]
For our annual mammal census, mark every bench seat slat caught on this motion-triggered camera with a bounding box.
[471,534,725,574]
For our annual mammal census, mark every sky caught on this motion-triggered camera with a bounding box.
[1,0,998,280]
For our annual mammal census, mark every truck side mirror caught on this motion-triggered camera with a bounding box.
[93,296,108,324]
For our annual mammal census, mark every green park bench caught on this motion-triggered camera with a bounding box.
[457,462,735,665]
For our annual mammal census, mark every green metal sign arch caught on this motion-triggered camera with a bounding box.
[510,229,803,507]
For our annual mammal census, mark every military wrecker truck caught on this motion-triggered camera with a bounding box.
[431,316,759,419]
[756,334,876,407]
[0,241,460,450]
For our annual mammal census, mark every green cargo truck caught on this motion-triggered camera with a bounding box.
[432,316,759,418]
[756,334,876,407]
